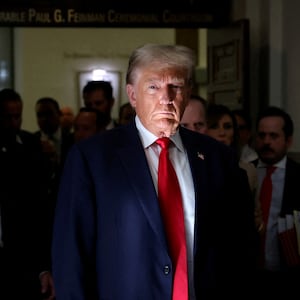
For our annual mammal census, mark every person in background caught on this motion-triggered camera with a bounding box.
[206,103,239,148]
[0,88,55,299]
[180,94,207,134]
[34,97,74,276]
[34,96,74,177]
[73,107,108,142]
[117,102,135,126]
[205,103,258,194]
[253,106,300,292]
[233,108,258,162]
[82,80,117,130]
[60,106,75,134]
[52,43,256,299]
[35,97,74,170]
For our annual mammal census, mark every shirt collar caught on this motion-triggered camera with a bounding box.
[16,134,23,144]
[135,115,184,153]
[257,155,287,169]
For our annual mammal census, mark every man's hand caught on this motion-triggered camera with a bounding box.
[40,271,56,300]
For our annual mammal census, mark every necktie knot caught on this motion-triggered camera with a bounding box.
[156,137,170,150]
[266,165,276,177]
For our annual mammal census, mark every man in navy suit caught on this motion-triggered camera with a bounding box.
[52,44,256,299]
[253,106,300,292]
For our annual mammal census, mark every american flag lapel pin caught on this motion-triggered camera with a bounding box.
[197,152,204,160]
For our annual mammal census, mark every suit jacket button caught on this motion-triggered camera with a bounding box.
[164,265,170,275]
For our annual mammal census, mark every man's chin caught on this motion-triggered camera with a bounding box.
[156,120,179,137]
[261,156,276,164]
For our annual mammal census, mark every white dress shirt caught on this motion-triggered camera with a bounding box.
[240,144,258,163]
[135,116,196,299]
[257,156,286,270]
[41,127,62,162]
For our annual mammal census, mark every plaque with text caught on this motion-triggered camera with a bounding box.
[0,0,231,27]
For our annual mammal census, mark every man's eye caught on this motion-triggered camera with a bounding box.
[195,123,205,130]
[224,123,233,130]
[171,85,183,91]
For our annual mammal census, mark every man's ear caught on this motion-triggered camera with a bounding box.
[287,136,293,149]
[126,84,137,108]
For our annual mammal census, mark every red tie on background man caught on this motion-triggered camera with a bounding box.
[156,137,188,300]
[259,165,276,265]
[259,165,276,225]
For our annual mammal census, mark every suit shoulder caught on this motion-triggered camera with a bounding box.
[19,130,42,148]
[180,126,218,144]
[76,125,131,150]
[180,126,233,153]
[287,156,300,171]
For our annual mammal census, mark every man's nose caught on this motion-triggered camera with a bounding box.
[159,87,175,105]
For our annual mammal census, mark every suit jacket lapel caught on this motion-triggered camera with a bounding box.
[281,158,300,214]
[179,127,211,253]
[116,123,168,248]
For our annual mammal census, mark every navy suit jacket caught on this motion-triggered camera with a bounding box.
[52,121,256,299]
[253,157,300,274]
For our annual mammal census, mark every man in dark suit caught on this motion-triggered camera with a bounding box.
[253,106,300,292]
[52,44,256,299]
[82,80,118,130]
[0,88,55,299]
[34,97,74,221]
[34,97,74,173]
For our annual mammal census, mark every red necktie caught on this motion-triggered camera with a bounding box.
[259,165,276,266]
[259,165,276,225]
[156,137,188,300]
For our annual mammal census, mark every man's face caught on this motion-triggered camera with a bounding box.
[60,107,74,130]
[84,89,114,117]
[73,111,99,142]
[235,114,251,146]
[126,66,191,137]
[206,114,234,146]
[180,99,207,133]
[36,103,61,135]
[0,100,23,135]
[119,105,135,126]
[255,116,292,164]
